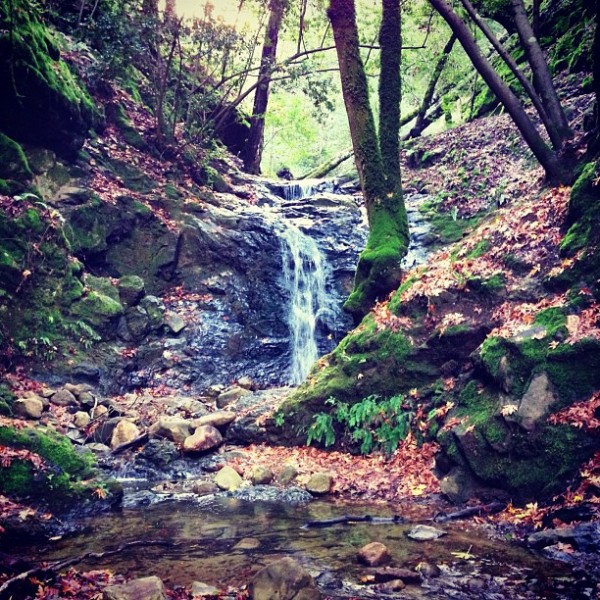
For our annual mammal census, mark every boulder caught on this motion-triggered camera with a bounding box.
[238,376,254,390]
[164,311,186,334]
[110,420,141,449]
[193,411,236,430]
[249,557,322,600]
[103,576,167,600]
[277,464,298,485]
[406,525,447,541]
[357,542,391,567]
[251,465,274,485]
[215,465,243,491]
[12,397,43,419]
[73,411,91,429]
[64,383,94,398]
[117,275,145,307]
[306,473,333,495]
[92,417,124,445]
[149,417,192,443]
[216,386,250,408]
[51,388,78,407]
[191,581,219,596]
[182,425,223,453]
[233,537,260,550]
[518,372,557,431]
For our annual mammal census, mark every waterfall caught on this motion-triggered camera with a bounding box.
[280,225,328,385]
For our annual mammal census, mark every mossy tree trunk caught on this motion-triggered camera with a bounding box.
[328,0,408,320]
[243,0,287,175]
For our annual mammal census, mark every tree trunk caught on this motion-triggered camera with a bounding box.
[428,0,565,183]
[458,0,563,150]
[243,0,286,174]
[411,33,456,138]
[329,0,407,319]
[510,0,572,144]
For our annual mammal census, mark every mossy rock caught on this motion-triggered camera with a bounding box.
[273,315,440,444]
[0,133,33,181]
[553,162,600,298]
[0,0,99,158]
[0,425,113,507]
[438,379,598,501]
[70,291,123,337]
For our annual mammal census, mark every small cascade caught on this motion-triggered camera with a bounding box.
[282,178,336,201]
[280,225,329,385]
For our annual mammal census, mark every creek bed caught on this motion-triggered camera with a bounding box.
[8,493,588,599]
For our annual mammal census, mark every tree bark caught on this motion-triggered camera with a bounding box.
[411,33,456,138]
[243,0,287,174]
[329,0,407,319]
[428,0,565,183]
[458,0,563,150]
[509,0,572,143]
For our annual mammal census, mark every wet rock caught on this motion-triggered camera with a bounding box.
[74,411,91,428]
[64,382,94,397]
[103,575,167,600]
[140,295,164,329]
[406,524,447,541]
[216,386,250,408]
[439,466,477,504]
[229,485,312,504]
[110,420,141,449]
[207,384,225,398]
[527,521,600,552]
[124,306,151,339]
[215,465,243,491]
[12,397,43,419]
[250,556,322,600]
[517,372,557,431]
[357,542,391,567]
[251,465,274,485]
[117,275,145,307]
[193,411,236,430]
[70,362,101,380]
[164,311,186,334]
[51,388,78,407]
[191,581,220,596]
[191,480,219,495]
[369,567,421,584]
[92,417,124,445]
[416,562,441,578]
[183,425,223,453]
[306,473,333,495]
[379,579,405,592]
[149,417,192,443]
[278,464,298,485]
[139,439,179,467]
[233,537,260,550]
[87,442,111,453]
[238,376,254,390]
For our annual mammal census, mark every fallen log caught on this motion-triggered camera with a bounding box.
[304,514,405,528]
[433,501,505,523]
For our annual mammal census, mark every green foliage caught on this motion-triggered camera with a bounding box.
[307,394,413,455]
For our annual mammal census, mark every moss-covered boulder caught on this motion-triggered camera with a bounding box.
[0,0,99,158]
[437,378,597,502]
[0,133,33,184]
[0,425,120,509]
[554,162,600,297]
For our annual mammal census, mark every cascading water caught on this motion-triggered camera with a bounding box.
[280,225,328,385]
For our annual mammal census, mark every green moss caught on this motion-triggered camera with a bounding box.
[0,133,33,181]
[466,240,490,259]
[0,425,97,503]
[0,0,99,157]
[71,290,123,327]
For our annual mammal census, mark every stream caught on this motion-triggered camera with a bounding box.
[8,491,586,599]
